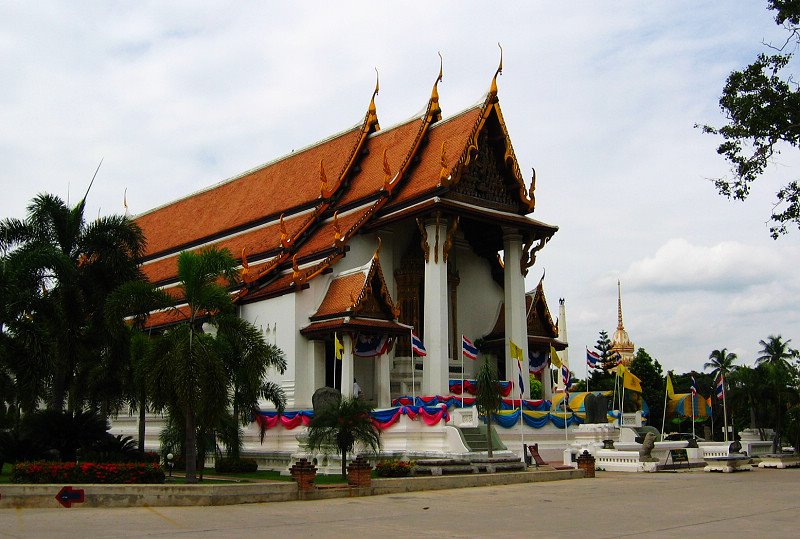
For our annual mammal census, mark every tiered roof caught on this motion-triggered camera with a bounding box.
[135,63,557,329]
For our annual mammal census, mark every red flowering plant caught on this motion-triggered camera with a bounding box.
[375,460,412,478]
[11,462,165,484]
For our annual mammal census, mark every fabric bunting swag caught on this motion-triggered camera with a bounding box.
[449,379,513,396]
[255,405,449,432]
[391,395,549,411]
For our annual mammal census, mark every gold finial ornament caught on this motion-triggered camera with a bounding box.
[332,211,343,244]
[427,52,443,122]
[529,167,537,208]
[319,159,329,198]
[438,141,450,185]
[490,43,503,96]
[279,214,290,248]
[240,248,250,281]
[367,68,380,131]
[373,236,382,261]
[383,148,392,190]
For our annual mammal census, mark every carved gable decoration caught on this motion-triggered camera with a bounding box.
[449,130,518,211]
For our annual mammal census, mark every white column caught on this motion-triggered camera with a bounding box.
[423,217,450,396]
[503,229,529,399]
[340,333,355,399]
[543,366,554,400]
[298,340,326,408]
[375,351,392,407]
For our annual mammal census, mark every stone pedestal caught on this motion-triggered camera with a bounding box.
[289,458,317,490]
[347,456,372,488]
[576,450,596,478]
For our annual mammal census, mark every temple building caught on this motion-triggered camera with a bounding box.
[610,280,635,366]
[122,62,573,465]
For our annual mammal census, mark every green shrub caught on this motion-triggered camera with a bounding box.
[375,459,411,477]
[214,457,258,473]
[11,461,165,484]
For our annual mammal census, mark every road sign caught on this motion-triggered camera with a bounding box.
[55,486,85,508]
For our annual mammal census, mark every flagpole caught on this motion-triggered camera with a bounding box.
[722,377,729,443]
[410,328,415,404]
[333,332,338,391]
[586,346,590,393]
[461,335,465,406]
[661,373,669,439]
[691,392,696,440]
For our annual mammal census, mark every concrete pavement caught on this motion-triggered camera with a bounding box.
[2,468,800,538]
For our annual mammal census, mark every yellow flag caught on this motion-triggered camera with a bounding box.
[549,345,561,369]
[666,373,675,399]
[613,363,627,377]
[510,340,523,362]
[623,370,642,393]
[334,333,344,360]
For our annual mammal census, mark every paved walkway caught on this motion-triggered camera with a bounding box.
[2,468,800,538]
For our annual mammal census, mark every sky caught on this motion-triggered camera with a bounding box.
[2,1,799,376]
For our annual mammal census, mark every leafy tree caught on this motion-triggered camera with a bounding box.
[144,247,285,483]
[628,348,664,429]
[705,348,739,381]
[475,357,502,458]
[0,189,145,412]
[589,330,615,390]
[304,396,381,477]
[528,376,543,400]
[756,334,799,451]
[214,315,286,460]
[145,247,238,483]
[704,348,739,440]
[699,1,800,237]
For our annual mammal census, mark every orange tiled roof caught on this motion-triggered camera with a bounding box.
[136,71,556,330]
[313,272,366,318]
[136,127,365,258]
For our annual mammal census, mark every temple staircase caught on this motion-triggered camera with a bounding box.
[457,425,507,452]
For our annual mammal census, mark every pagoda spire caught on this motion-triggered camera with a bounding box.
[617,279,624,330]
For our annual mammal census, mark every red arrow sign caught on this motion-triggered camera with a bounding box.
[55,486,85,508]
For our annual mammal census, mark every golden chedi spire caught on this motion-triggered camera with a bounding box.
[611,279,635,365]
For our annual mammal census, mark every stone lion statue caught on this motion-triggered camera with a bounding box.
[639,432,658,462]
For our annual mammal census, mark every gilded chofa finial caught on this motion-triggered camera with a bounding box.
[438,141,449,185]
[373,236,382,261]
[367,68,380,131]
[240,248,250,281]
[529,166,537,206]
[490,43,503,95]
[383,148,392,190]
[279,214,291,248]
[427,52,443,122]
[332,211,342,244]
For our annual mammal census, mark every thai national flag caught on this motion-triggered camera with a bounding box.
[411,331,427,357]
[517,358,525,400]
[716,375,725,401]
[586,349,601,369]
[462,335,478,360]
[690,375,698,397]
[562,365,570,387]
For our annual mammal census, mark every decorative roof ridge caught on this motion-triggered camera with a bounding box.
[133,125,362,221]
[135,84,380,221]
[438,50,536,212]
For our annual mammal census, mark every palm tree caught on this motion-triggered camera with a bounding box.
[475,358,502,458]
[756,335,797,368]
[0,189,145,412]
[146,247,238,483]
[756,335,799,452]
[105,280,174,452]
[305,396,381,477]
[705,348,738,380]
[214,315,286,460]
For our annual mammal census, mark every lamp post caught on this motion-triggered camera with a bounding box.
[167,453,174,477]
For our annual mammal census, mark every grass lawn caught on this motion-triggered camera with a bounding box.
[0,463,356,485]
